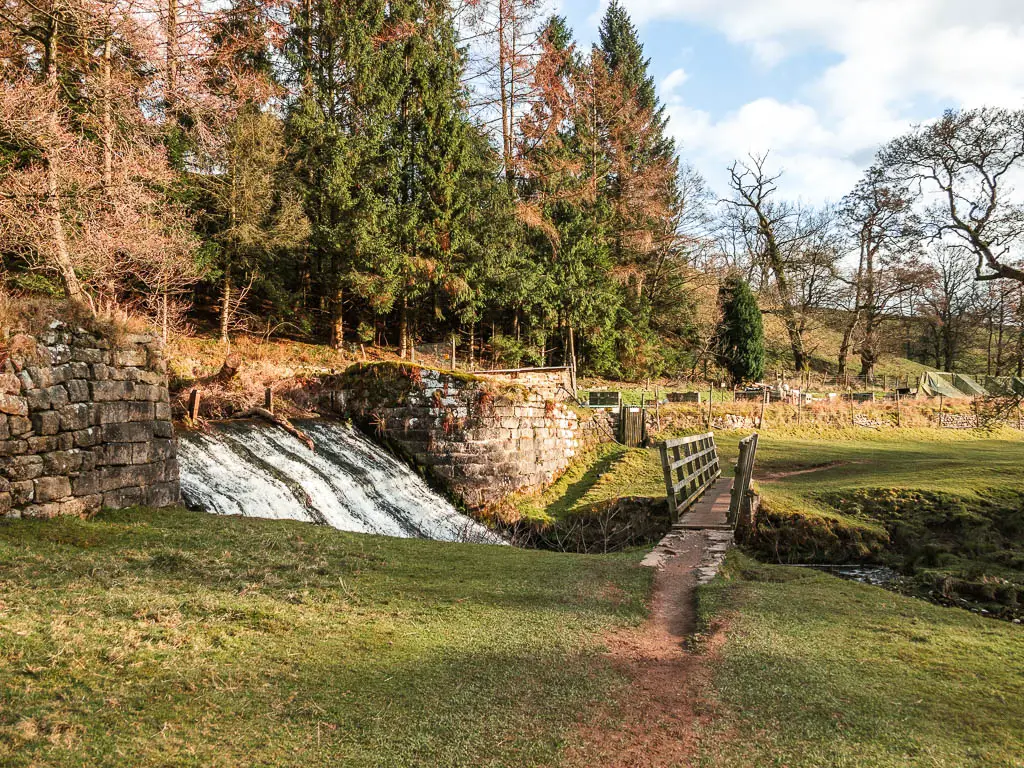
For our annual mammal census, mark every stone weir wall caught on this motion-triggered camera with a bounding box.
[0,323,179,519]
[323,363,613,509]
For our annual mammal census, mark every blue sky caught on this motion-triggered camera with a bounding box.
[553,0,1024,203]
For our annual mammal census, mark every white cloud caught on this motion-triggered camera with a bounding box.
[659,67,689,97]
[640,0,1024,202]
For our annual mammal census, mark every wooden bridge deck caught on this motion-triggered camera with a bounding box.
[674,476,733,531]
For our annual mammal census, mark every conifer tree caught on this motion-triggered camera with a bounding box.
[716,277,765,386]
[285,0,403,348]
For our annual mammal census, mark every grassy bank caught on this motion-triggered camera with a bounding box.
[510,443,665,523]
[695,553,1024,767]
[731,429,1024,616]
[0,508,651,767]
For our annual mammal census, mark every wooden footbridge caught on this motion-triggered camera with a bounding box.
[658,432,759,533]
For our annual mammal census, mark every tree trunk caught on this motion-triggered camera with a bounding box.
[986,316,994,375]
[43,18,87,307]
[220,266,232,344]
[398,298,409,359]
[837,313,859,376]
[567,323,577,395]
[101,35,112,192]
[760,215,805,370]
[859,312,877,381]
[166,0,178,105]
[330,286,344,350]
[161,291,169,344]
[498,0,511,183]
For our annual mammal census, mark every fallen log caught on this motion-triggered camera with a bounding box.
[235,406,315,451]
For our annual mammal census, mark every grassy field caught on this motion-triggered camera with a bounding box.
[721,428,1024,616]
[695,553,1024,768]
[0,508,651,767]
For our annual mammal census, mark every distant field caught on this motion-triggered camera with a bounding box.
[0,509,650,767]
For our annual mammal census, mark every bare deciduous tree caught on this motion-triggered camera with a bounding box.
[879,107,1024,284]
[840,165,921,377]
[722,154,841,371]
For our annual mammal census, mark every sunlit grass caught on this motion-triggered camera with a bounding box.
[0,508,651,767]
[695,553,1024,768]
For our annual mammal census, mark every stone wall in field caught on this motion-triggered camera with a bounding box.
[323,363,613,509]
[0,322,179,519]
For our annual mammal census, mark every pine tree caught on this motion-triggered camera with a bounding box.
[516,17,623,376]
[598,0,674,161]
[716,277,765,386]
[387,0,478,356]
[285,0,403,348]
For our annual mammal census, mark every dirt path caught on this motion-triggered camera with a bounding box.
[759,460,864,482]
[565,532,724,768]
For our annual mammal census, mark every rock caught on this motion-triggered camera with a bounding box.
[34,475,72,503]
[0,373,21,395]
[0,393,28,417]
[103,422,154,444]
[65,379,90,402]
[58,403,92,432]
[113,348,147,368]
[31,410,60,436]
[8,416,31,436]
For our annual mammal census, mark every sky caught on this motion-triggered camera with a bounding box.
[554,0,1024,205]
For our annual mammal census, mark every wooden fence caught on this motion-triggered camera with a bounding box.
[658,432,721,523]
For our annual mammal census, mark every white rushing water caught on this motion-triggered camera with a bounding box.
[177,419,504,544]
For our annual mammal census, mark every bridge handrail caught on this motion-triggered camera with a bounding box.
[729,433,759,528]
[658,432,721,523]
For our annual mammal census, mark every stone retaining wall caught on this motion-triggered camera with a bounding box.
[326,363,613,509]
[937,413,981,429]
[0,322,179,518]
[475,367,572,402]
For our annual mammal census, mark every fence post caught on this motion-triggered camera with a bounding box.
[706,386,713,429]
[655,387,661,433]
[188,389,201,421]
[896,389,901,427]
[659,442,675,522]
[264,386,274,414]
[759,389,767,429]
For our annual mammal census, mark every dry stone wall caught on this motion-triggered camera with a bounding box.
[326,363,613,509]
[0,322,179,519]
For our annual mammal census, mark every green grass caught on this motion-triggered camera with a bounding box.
[511,444,666,523]
[0,508,652,767]
[695,553,1024,768]
[725,428,1024,614]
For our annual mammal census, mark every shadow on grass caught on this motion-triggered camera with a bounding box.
[541,450,627,519]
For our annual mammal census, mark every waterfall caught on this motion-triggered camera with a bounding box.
[177,419,504,544]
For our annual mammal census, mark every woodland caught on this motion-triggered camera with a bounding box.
[2,0,1024,380]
